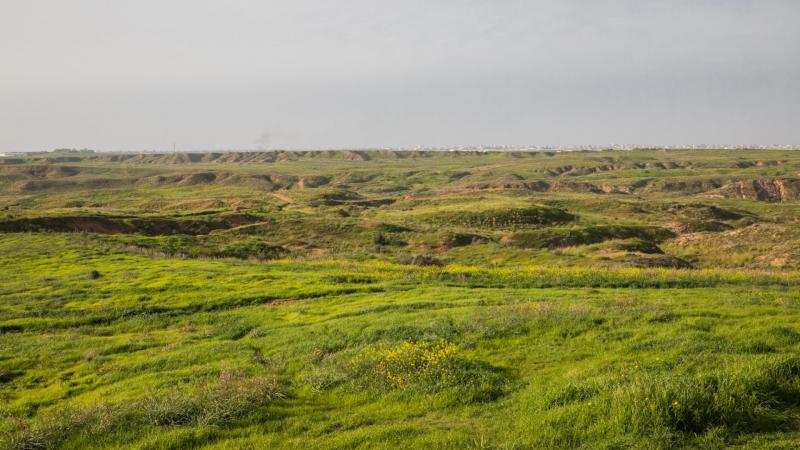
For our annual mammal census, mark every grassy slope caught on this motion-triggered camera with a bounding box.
[2,235,800,449]
[2,149,800,449]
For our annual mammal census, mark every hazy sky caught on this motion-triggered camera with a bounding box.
[2,0,799,151]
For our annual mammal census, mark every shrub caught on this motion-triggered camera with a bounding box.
[191,368,284,426]
[359,340,459,389]
[373,233,406,247]
[437,232,490,249]
[2,405,104,450]
[373,233,389,246]
[343,340,511,403]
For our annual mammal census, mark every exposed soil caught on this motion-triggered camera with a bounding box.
[703,179,800,202]
[0,214,261,236]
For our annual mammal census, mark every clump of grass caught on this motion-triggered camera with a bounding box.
[543,382,604,409]
[465,303,535,339]
[647,311,679,323]
[396,253,444,267]
[217,241,287,260]
[372,232,406,247]
[1,369,285,450]
[609,356,800,436]
[1,404,122,450]
[435,232,490,249]
[323,274,378,284]
[306,340,511,404]
[355,340,510,402]
[531,357,800,448]
[768,326,800,345]
[367,318,460,344]
[143,368,284,427]
[357,340,459,389]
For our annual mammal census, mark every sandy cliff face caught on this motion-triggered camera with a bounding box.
[703,179,800,202]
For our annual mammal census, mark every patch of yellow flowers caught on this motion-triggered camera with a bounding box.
[361,340,459,388]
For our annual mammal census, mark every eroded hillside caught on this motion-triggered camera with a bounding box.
[3,148,800,270]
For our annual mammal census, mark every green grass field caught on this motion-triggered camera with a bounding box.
[2,149,800,449]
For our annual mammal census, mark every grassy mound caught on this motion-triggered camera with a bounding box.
[531,358,800,447]
[2,369,285,450]
[605,357,800,441]
[306,340,510,405]
[666,204,745,221]
[603,238,664,254]
[627,254,694,269]
[425,206,575,229]
[506,225,675,249]
[0,214,261,236]
[435,232,491,249]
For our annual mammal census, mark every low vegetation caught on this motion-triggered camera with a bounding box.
[2,148,800,448]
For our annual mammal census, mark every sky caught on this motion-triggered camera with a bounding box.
[1,0,799,151]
